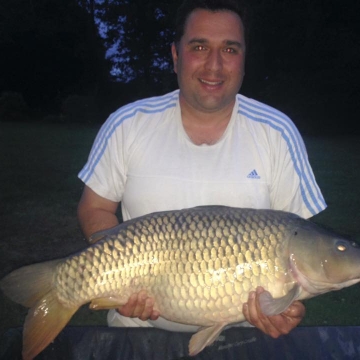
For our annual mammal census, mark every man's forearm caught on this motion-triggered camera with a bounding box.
[78,208,119,242]
[77,185,120,242]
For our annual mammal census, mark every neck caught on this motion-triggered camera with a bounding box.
[179,97,235,145]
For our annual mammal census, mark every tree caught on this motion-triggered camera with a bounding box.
[96,0,180,94]
[241,0,360,134]
[0,0,109,112]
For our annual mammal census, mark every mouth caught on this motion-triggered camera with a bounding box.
[199,78,224,86]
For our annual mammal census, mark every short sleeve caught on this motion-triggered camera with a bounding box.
[78,114,127,202]
[269,127,326,219]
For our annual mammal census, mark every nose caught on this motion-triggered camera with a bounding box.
[205,50,223,72]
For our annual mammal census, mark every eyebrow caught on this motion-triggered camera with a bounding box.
[188,38,243,48]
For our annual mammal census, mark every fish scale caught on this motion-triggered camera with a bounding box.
[53,207,290,325]
[3,205,360,359]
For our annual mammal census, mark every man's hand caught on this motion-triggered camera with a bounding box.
[242,286,305,338]
[117,290,160,321]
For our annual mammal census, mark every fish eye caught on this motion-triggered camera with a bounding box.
[335,240,360,252]
[337,244,347,252]
[335,240,348,252]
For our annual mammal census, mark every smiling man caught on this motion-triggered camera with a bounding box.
[172,9,245,145]
[78,0,326,339]
[173,9,245,112]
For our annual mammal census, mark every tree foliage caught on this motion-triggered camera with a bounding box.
[0,0,109,112]
[95,0,181,94]
[0,0,358,132]
[242,0,360,133]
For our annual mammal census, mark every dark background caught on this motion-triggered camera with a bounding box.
[1,1,360,351]
[0,0,359,135]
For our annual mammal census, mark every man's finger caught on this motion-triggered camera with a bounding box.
[132,291,148,318]
[138,297,155,321]
[118,293,138,317]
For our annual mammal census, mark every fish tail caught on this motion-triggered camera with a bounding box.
[0,260,61,307]
[22,289,78,360]
[0,260,79,360]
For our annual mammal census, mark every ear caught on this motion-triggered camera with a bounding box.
[171,42,178,74]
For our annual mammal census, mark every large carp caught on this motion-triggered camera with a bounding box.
[2,206,360,359]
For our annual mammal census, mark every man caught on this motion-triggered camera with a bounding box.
[78,0,326,338]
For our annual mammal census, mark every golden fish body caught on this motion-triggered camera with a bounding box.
[2,206,360,359]
[58,206,293,325]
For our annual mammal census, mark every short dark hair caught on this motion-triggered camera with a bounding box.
[174,0,249,46]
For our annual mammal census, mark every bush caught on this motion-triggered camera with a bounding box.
[62,94,100,123]
[42,114,67,123]
[0,91,29,121]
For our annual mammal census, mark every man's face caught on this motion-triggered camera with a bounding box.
[172,9,246,114]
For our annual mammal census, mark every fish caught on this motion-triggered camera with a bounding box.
[1,206,360,359]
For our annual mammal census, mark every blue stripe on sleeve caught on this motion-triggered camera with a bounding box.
[238,95,326,215]
[79,91,178,183]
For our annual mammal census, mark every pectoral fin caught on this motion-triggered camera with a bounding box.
[89,296,128,310]
[258,284,300,316]
[189,323,227,356]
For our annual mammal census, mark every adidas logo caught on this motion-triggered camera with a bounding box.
[247,169,261,179]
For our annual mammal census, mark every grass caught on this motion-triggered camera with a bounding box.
[0,121,360,335]
[0,121,109,335]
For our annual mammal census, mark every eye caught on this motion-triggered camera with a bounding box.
[224,48,236,54]
[195,45,206,51]
[336,241,348,252]
[337,244,347,252]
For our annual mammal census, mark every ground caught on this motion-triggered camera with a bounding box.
[1,121,360,337]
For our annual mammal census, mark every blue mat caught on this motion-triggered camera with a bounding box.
[1,326,360,359]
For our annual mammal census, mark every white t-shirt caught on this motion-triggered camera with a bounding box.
[78,90,326,330]
[79,90,326,220]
